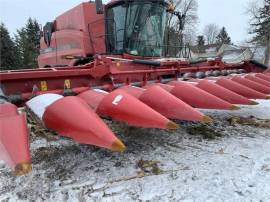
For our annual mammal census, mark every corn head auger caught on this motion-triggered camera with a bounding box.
[0,0,270,176]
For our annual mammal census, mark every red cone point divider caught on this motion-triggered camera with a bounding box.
[168,81,239,110]
[120,85,211,122]
[195,79,256,105]
[78,89,179,129]
[0,103,31,176]
[231,76,270,94]
[215,78,269,99]
[245,74,270,87]
[150,83,175,92]
[255,73,270,82]
[26,94,125,152]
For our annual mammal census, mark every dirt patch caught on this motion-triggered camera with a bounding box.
[26,108,59,142]
[28,123,59,142]
[136,160,163,175]
[227,116,270,129]
[32,146,62,164]
[185,124,223,139]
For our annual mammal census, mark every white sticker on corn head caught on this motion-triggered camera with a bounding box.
[112,95,123,105]
[26,94,63,119]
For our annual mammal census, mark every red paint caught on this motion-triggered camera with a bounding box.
[255,73,270,82]
[195,79,253,105]
[38,2,105,67]
[78,90,105,110]
[245,75,270,87]
[231,76,270,94]
[79,89,175,129]
[0,104,31,171]
[42,96,119,149]
[216,78,268,99]
[121,85,206,122]
[168,81,236,110]
[119,86,144,98]
[0,59,266,99]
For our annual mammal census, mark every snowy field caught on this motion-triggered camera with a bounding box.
[0,100,270,201]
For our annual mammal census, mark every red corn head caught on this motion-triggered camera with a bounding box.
[26,94,125,151]
[120,85,211,122]
[255,73,270,82]
[78,89,179,129]
[231,76,270,94]
[0,103,31,175]
[167,81,239,110]
[215,78,269,99]
[245,75,270,87]
[195,79,256,105]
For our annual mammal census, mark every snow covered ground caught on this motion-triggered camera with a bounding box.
[0,100,270,201]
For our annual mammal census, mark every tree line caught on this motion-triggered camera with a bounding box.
[196,26,231,52]
[248,0,270,65]
[0,18,40,70]
[168,0,269,65]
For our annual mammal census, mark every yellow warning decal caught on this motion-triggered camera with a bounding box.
[40,81,48,91]
[64,79,71,89]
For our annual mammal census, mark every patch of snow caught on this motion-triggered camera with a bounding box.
[201,100,270,119]
[205,47,217,53]
[0,100,270,201]
[222,52,241,60]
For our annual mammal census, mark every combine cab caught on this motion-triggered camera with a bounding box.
[0,0,269,175]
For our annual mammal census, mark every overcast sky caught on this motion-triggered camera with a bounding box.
[0,0,251,43]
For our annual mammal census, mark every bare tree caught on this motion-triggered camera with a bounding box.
[167,0,198,46]
[203,23,220,45]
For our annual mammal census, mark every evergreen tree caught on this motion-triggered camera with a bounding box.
[15,18,40,68]
[216,27,231,46]
[250,0,270,65]
[196,35,205,53]
[0,23,20,70]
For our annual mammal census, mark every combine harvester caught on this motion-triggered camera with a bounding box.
[0,0,269,175]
